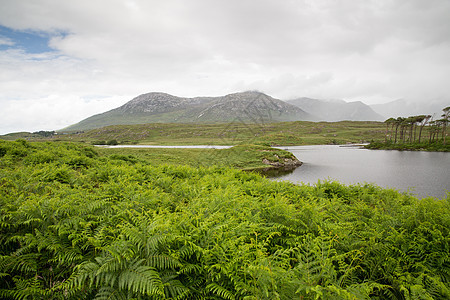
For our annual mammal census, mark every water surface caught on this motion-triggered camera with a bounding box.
[269,145,449,199]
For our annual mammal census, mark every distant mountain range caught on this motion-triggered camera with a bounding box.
[287,97,384,122]
[370,99,449,119]
[286,97,448,121]
[62,91,449,132]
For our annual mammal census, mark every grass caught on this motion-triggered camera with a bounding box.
[0,131,51,141]
[97,144,300,170]
[46,120,386,146]
[366,140,450,152]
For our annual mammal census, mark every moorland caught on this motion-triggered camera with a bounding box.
[1,120,386,146]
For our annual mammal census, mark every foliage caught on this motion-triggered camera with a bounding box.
[366,141,450,152]
[1,140,449,299]
[368,107,450,151]
[97,144,299,170]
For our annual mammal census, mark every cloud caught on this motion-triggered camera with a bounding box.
[0,36,14,46]
[0,0,449,133]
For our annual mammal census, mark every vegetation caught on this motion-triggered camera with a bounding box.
[1,140,449,299]
[365,141,450,152]
[97,144,300,170]
[1,120,385,146]
[367,106,450,152]
[0,131,56,141]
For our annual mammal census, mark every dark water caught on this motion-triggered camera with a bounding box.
[267,145,450,199]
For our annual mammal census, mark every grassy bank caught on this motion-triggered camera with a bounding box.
[366,141,450,152]
[1,140,450,299]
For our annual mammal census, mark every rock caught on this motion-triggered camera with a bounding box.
[262,158,302,169]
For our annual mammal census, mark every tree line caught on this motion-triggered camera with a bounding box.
[366,106,450,151]
[383,106,449,145]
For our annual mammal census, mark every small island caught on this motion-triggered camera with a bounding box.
[96,143,303,171]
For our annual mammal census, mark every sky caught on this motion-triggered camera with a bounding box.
[0,0,449,134]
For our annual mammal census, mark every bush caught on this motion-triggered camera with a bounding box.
[107,139,119,145]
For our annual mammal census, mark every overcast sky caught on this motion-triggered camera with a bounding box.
[1,0,449,134]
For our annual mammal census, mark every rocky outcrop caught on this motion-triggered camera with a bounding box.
[262,157,302,170]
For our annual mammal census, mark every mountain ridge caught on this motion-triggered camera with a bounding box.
[62,91,314,132]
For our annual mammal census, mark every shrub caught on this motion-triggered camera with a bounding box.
[107,139,119,145]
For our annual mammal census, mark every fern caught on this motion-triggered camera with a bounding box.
[118,263,164,296]
[206,282,235,300]
[1,140,450,299]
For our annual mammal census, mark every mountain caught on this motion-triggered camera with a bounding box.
[63,91,314,131]
[370,99,449,119]
[286,97,384,121]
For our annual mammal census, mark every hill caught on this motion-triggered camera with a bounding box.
[287,97,384,121]
[62,91,314,132]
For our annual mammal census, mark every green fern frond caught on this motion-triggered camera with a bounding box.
[94,286,130,300]
[0,253,38,274]
[147,254,182,270]
[163,278,190,299]
[206,283,235,300]
[11,276,49,300]
[118,263,164,296]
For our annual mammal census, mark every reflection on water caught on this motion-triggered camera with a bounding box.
[262,145,450,199]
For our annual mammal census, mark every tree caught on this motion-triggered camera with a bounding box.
[399,117,409,144]
[428,120,442,143]
[442,106,450,145]
[417,115,431,143]
[394,117,404,144]
[404,116,416,143]
[384,118,395,143]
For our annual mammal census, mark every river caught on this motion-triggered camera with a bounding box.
[267,145,449,199]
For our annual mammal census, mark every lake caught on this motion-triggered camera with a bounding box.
[100,144,449,199]
[268,145,450,199]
